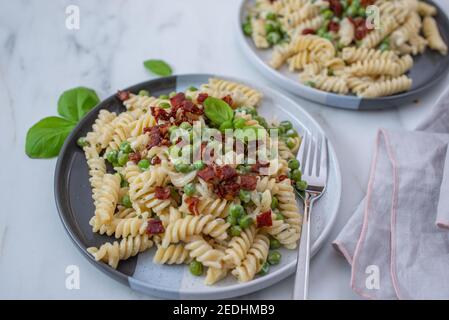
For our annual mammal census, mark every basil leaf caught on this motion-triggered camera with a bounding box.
[203,97,234,126]
[57,87,99,122]
[143,59,173,76]
[25,116,76,158]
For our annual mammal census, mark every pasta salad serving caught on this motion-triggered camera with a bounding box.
[79,78,307,285]
[242,0,448,98]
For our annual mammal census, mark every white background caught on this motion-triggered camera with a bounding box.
[1,0,448,299]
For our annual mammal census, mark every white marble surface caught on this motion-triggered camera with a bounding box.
[1,0,449,299]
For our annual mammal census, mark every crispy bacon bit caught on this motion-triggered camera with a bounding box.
[151,106,171,122]
[180,99,203,115]
[197,165,215,182]
[216,165,237,181]
[155,186,171,200]
[277,175,289,182]
[169,92,186,108]
[327,0,342,16]
[145,124,170,149]
[185,196,200,215]
[146,219,165,235]
[240,175,257,191]
[302,28,316,35]
[128,152,141,164]
[257,210,273,228]
[251,161,270,173]
[349,17,371,40]
[328,21,340,32]
[215,182,240,200]
[151,156,161,165]
[116,90,130,102]
[197,93,209,104]
[222,95,234,107]
[361,0,375,7]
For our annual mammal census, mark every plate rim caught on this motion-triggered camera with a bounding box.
[54,73,342,299]
[236,0,449,110]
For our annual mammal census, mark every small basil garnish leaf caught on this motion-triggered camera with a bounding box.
[143,59,173,76]
[57,87,99,122]
[203,97,234,126]
[25,116,77,158]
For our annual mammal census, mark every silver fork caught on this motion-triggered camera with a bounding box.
[292,131,328,300]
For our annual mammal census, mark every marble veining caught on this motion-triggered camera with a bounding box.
[1,0,449,299]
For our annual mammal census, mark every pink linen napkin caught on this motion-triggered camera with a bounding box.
[333,88,449,299]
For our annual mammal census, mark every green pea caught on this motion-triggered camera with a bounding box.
[120,174,129,188]
[239,190,251,203]
[159,94,169,99]
[271,196,279,209]
[138,89,150,96]
[266,12,277,20]
[258,262,270,276]
[296,180,308,191]
[233,118,247,129]
[286,138,297,149]
[270,238,282,250]
[290,169,302,182]
[159,102,171,109]
[227,215,238,226]
[286,129,298,138]
[189,260,203,276]
[169,91,177,98]
[174,162,192,173]
[255,116,269,129]
[105,150,118,164]
[237,164,251,174]
[321,9,333,20]
[239,215,253,229]
[246,107,258,116]
[77,137,88,148]
[230,204,245,219]
[346,5,357,17]
[379,42,390,52]
[180,122,192,130]
[138,159,150,170]
[188,86,198,92]
[276,212,285,220]
[119,141,132,153]
[229,225,242,237]
[121,194,132,208]
[242,22,252,36]
[288,159,300,171]
[266,31,282,45]
[193,160,205,171]
[317,27,327,37]
[117,151,129,166]
[305,81,316,88]
[278,126,286,136]
[265,22,275,34]
[184,183,196,196]
[268,251,281,265]
[358,7,366,17]
[322,32,333,41]
[280,120,292,131]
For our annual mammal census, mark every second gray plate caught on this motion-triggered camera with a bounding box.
[237,0,449,110]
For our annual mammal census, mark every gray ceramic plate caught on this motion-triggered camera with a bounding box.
[237,0,449,110]
[54,74,342,299]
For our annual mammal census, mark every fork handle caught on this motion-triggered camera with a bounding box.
[293,194,312,300]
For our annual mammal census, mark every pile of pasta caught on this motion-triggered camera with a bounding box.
[245,0,448,97]
[82,78,304,284]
